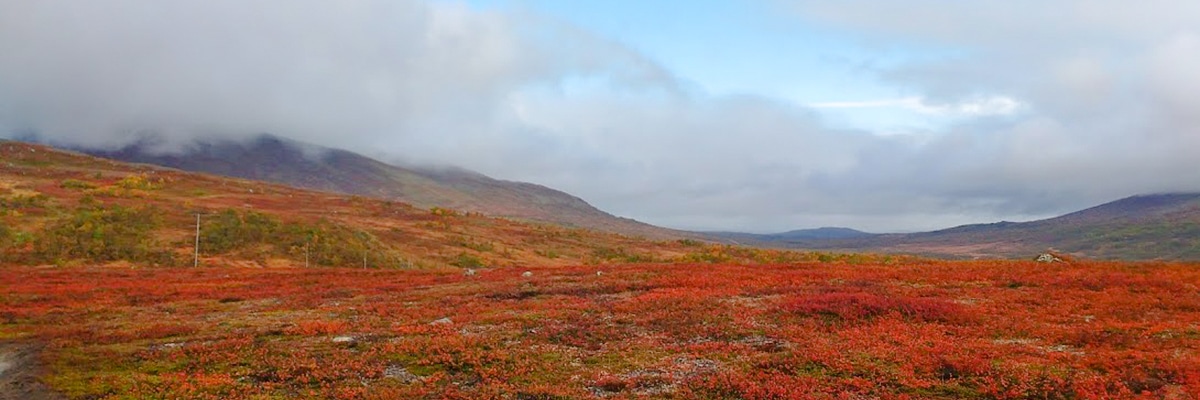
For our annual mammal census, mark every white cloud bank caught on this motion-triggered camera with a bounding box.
[2,0,1199,232]
[810,95,1022,117]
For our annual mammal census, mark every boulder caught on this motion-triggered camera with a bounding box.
[1035,253,1063,263]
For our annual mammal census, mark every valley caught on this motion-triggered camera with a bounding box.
[709,194,1200,261]
[3,139,1199,399]
[5,2,1199,398]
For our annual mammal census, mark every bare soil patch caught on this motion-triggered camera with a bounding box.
[0,341,62,400]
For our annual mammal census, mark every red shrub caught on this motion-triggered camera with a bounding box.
[136,323,198,340]
[783,292,965,323]
[287,320,349,335]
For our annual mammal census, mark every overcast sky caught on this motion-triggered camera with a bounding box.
[2,0,1199,233]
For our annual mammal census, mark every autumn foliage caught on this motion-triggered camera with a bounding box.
[3,142,1199,399]
[1,259,1198,399]
[0,141,855,270]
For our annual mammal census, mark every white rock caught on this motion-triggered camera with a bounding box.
[430,317,453,325]
[521,271,533,277]
[331,336,356,343]
[464,269,476,276]
[1035,253,1062,263]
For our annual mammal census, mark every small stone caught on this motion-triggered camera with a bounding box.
[149,341,186,352]
[596,271,604,276]
[331,336,356,343]
[431,317,453,325]
[521,271,533,278]
[464,268,476,276]
[384,365,422,383]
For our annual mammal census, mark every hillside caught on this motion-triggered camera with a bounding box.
[0,139,831,269]
[5,140,1200,399]
[777,194,1200,260]
[82,135,678,238]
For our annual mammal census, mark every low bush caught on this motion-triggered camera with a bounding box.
[782,292,966,323]
[34,205,177,265]
[0,193,49,211]
[199,209,386,267]
[59,179,96,190]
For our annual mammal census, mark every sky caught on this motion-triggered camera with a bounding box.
[2,0,1199,233]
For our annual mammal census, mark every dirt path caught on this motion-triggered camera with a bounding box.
[0,341,62,400]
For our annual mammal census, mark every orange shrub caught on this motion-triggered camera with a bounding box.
[288,320,349,336]
[782,292,966,323]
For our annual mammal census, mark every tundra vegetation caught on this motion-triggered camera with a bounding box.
[1,141,1198,399]
[2,260,1198,399]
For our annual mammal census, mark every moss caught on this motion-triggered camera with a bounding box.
[906,384,986,399]
[406,363,445,377]
[44,346,142,399]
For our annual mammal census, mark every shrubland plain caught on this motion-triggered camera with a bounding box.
[3,260,1199,399]
[2,141,1199,399]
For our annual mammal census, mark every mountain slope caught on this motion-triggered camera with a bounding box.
[83,135,677,238]
[1,139,823,269]
[790,193,1200,260]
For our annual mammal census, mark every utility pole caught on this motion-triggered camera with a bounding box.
[194,213,201,267]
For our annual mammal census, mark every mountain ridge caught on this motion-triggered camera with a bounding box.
[2,139,825,269]
[755,193,1200,260]
[82,134,681,239]
[707,226,875,244]
[18,135,1200,260]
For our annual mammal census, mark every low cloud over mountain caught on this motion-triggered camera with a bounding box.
[3,1,1198,232]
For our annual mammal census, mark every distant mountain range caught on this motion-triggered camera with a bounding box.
[707,227,874,244]
[70,134,1200,260]
[734,193,1200,260]
[83,135,679,238]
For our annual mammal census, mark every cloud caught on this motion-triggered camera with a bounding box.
[0,0,674,150]
[809,96,1021,117]
[2,1,1199,233]
[768,0,1200,220]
